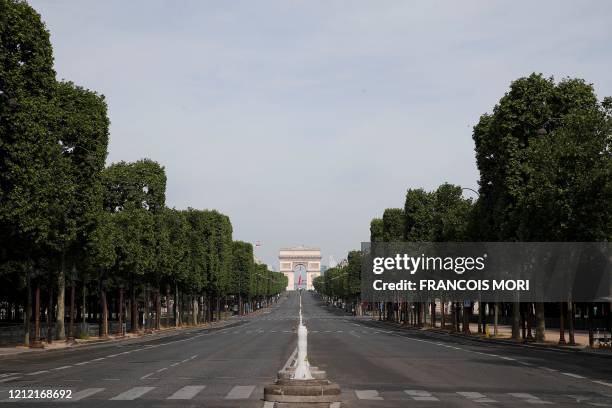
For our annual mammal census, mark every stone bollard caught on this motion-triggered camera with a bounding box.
[264,292,342,407]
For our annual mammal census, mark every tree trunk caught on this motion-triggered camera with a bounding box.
[81,280,87,336]
[192,297,198,325]
[567,300,575,345]
[24,272,31,346]
[165,286,170,328]
[588,303,594,348]
[144,286,150,331]
[118,287,124,336]
[511,302,521,340]
[174,283,179,327]
[463,303,470,334]
[47,282,53,344]
[33,283,41,346]
[131,277,138,333]
[535,302,545,342]
[56,252,66,340]
[477,302,482,334]
[431,301,436,328]
[155,290,161,330]
[101,288,108,338]
[494,302,499,336]
[558,302,566,344]
[68,282,75,341]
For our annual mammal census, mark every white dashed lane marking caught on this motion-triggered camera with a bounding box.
[562,372,586,379]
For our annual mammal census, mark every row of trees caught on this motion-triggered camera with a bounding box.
[315,73,612,345]
[0,0,286,345]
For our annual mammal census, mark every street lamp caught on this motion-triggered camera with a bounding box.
[461,187,480,197]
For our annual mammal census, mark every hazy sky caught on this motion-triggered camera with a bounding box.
[30,1,612,268]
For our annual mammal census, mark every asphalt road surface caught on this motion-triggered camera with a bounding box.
[1,292,611,407]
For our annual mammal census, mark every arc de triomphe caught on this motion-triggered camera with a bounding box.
[279,247,321,291]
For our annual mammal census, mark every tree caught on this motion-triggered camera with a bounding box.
[231,241,254,315]
[404,189,434,241]
[370,218,383,242]
[112,204,155,332]
[472,73,612,343]
[51,81,109,340]
[431,183,472,242]
[85,211,116,338]
[1,0,57,345]
[382,208,405,242]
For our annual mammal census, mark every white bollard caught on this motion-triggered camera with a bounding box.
[293,292,313,380]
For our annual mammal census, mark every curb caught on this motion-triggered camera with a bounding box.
[0,304,279,360]
[377,321,612,359]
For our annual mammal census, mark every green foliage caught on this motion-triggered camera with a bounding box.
[431,183,472,242]
[231,241,254,296]
[101,159,166,214]
[404,188,434,241]
[473,73,611,241]
[0,0,58,258]
[112,203,156,279]
[315,251,362,300]
[370,218,383,242]
[382,208,405,242]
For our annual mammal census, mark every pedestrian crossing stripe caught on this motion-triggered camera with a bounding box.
[349,390,566,404]
[166,385,206,399]
[0,387,604,404]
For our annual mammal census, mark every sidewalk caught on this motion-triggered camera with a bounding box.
[356,313,612,356]
[0,304,276,359]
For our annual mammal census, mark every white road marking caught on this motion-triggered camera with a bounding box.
[330,403,342,408]
[74,361,89,366]
[53,365,72,371]
[156,367,167,373]
[539,367,558,372]
[262,401,276,408]
[167,385,206,400]
[26,370,49,376]
[110,386,155,400]
[457,391,497,403]
[140,372,155,380]
[70,388,105,401]
[226,385,256,399]
[509,392,552,404]
[562,372,586,379]
[91,358,105,362]
[0,376,21,383]
[592,380,612,387]
[0,373,19,378]
[405,390,439,401]
[355,390,383,400]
